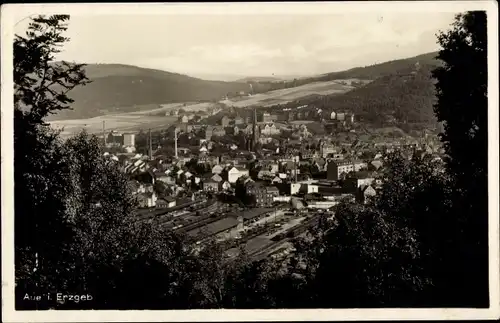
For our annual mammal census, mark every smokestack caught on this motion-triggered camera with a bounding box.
[252,107,258,152]
[102,121,106,146]
[174,127,178,159]
[148,129,153,160]
[294,156,298,183]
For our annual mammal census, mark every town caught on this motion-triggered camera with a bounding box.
[101,103,444,262]
[10,7,491,314]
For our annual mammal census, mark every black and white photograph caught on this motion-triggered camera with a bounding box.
[1,2,499,322]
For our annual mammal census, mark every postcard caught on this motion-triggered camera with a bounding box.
[1,1,499,322]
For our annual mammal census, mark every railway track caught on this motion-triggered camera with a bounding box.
[160,200,222,230]
[135,199,215,226]
[250,238,291,262]
[249,214,323,261]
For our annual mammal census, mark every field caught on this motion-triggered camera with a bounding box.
[221,79,365,108]
[50,101,218,138]
[50,78,366,137]
[50,113,178,138]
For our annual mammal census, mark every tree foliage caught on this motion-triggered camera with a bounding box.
[14,12,489,310]
[432,11,489,306]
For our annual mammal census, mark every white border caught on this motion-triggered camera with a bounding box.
[1,2,499,322]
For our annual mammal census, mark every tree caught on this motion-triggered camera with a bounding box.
[433,12,487,179]
[13,15,194,310]
[14,15,91,308]
[14,15,91,125]
[154,181,168,196]
[432,11,489,306]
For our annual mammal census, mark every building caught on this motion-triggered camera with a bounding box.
[178,123,193,133]
[302,183,319,194]
[234,116,244,125]
[291,182,301,195]
[246,184,279,207]
[326,160,368,181]
[211,173,223,183]
[356,185,376,204]
[228,167,245,183]
[156,198,169,208]
[262,112,273,123]
[212,126,226,138]
[212,164,224,175]
[343,172,375,193]
[137,192,157,208]
[221,181,232,191]
[221,116,231,127]
[370,160,384,170]
[257,170,274,180]
[320,142,338,158]
[261,123,280,136]
[156,196,176,208]
[180,115,189,123]
[106,132,124,147]
[205,126,214,140]
[203,179,219,192]
[238,124,254,136]
[263,186,280,207]
[154,172,170,183]
[123,133,135,147]
[164,196,177,208]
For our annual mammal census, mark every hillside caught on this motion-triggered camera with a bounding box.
[250,52,441,93]
[47,64,252,120]
[326,66,437,124]
[287,65,439,128]
[48,52,442,122]
[274,54,443,129]
[315,52,440,81]
[235,76,283,83]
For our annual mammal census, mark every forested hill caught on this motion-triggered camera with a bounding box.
[246,52,441,94]
[280,52,442,128]
[48,52,441,122]
[315,52,440,81]
[325,64,438,124]
[47,64,252,120]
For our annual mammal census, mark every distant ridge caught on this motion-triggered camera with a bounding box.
[47,64,252,120]
[314,52,440,81]
[283,52,442,127]
[48,52,441,121]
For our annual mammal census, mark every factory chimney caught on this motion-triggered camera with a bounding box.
[174,127,178,159]
[102,121,106,146]
[294,155,298,183]
[148,129,153,160]
[252,107,259,152]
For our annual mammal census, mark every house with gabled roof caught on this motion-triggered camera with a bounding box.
[357,185,376,204]
[211,173,223,183]
[221,181,232,191]
[212,164,224,175]
[272,176,283,184]
[228,166,249,183]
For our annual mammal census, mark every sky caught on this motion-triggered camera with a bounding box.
[13,11,458,79]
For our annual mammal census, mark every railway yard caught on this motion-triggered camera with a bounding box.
[133,196,330,262]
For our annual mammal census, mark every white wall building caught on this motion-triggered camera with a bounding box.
[123,133,136,147]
